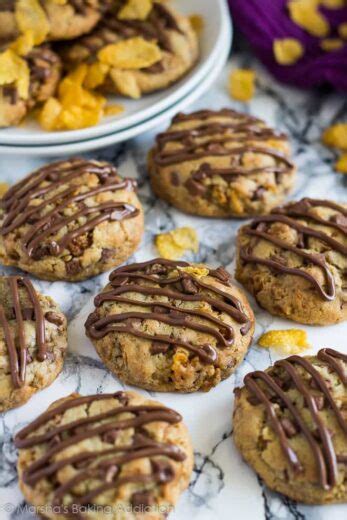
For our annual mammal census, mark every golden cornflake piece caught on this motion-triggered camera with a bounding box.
[320,38,344,51]
[0,49,30,99]
[15,0,50,45]
[273,38,304,65]
[172,350,189,371]
[335,154,347,173]
[322,123,347,150]
[319,0,345,7]
[109,69,141,99]
[118,0,153,21]
[189,14,204,34]
[338,23,347,39]
[155,227,199,260]
[51,0,68,4]
[98,37,162,69]
[178,266,209,278]
[84,62,109,89]
[104,104,124,116]
[38,97,62,131]
[288,0,330,38]
[229,69,256,102]
[10,30,35,56]
[258,329,311,354]
[0,183,9,197]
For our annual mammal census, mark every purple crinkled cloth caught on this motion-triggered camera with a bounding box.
[228,0,347,91]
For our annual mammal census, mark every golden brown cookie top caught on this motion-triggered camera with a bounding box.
[238,198,347,302]
[15,390,192,515]
[235,348,347,492]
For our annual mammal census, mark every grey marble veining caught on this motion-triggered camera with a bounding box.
[0,49,346,520]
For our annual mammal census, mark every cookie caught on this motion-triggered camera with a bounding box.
[233,348,347,504]
[235,198,347,325]
[85,258,255,392]
[61,1,199,98]
[0,275,67,412]
[0,158,144,281]
[148,109,296,217]
[16,390,193,519]
[0,45,61,127]
[0,0,111,46]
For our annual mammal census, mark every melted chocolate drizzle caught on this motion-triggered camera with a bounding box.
[85,259,251,365]
[244,348,347,490]
[152,109,294,195]
[14,392,186,513]
[0,276,47,388]
[240,198,347,301]
[0,159,139,261]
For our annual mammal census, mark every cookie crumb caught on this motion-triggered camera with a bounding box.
[155,227,198,260]
[258,329,311,354]
[189,14,204,34]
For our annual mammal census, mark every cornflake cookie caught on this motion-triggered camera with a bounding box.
[233,348,347,504]
[0,45,61,127]
[16,390,193,519]
[85,259,255,392]
[236,198,347,325]
[148,109,296,217]
[0,159,144,281]
[0,0,112,46]
[62,0,199,98]
[0,275,67,412]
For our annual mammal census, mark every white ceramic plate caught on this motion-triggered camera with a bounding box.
[0,28,231,156]
[0,0,230,146]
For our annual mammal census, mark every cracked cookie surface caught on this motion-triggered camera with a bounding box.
[16,390,193,519]
[61,0,199,98]
[85,258,255,392]
[0,275,67,412]
[233,348,347,504]
[0,45,61,127]
[235,198,347,325]
[0,158,144,281]
[148,109,296,217]
[0,0,111,45]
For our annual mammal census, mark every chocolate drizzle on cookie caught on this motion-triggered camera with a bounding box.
[239,198,347,301]
[152,109,294,194]
[0,276,47,388]
[0,159,139,261]
[85,258,251,365]
[14,392,186,512]
[244,348,347,490]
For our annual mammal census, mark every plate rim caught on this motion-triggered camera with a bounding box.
[0,0,230,146]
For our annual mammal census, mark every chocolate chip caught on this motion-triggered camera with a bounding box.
[151,459,175,483]
[280,418,298,438]
[65,259,82,276]
[131,491,154,510]
[252,187,266,201]
[330,214,347,228]
[181,276,198,294]
[313,395,325,410]
[247,395,261,406]
[151,341,170,354]
[184,178,207,196]
[101,248,116,262]
[102,430,119,444]
[105,465,119,483]
[45,311,64,326]
[145,263,167,275]
[22,308,35,321]
[113,391,129,405]
[31,244,51,260]
[170,171,180,186]
[152,305,169,314]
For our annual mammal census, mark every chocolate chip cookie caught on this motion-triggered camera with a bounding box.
[0,275,67,412]
[85,259,255,392]
[233,348,347,504]
[0,45,61,127]
[61,1,199,98]
[148,109,296,217]
[0,1,111,46]
[0,158,144,281]
[236,198,347,325]
[16,390,193,519]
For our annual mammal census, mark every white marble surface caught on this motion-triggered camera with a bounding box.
[0,50,346,520]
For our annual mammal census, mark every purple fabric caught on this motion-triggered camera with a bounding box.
[228,0,347,91]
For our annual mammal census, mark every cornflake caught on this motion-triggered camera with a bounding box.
[104,104,124,116]
[178,266,209,279]
[287,0,329,38]
[0,49,30,99]
[229,69,255,102]
[15,0,50,45]
[322,123,347,150]
[84,62,109,89]
[320,38,344,51]
[319,0,345,7]
[338,23,347,39]
[98,37,161,69]
[0,183,9,197]
[258,329,311,354]
[118,0,153,21]
[155,227,199,260]
[273,38,304,65]
[11,30,35,56]
[189,14,204,34]
[335,154,347,174]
